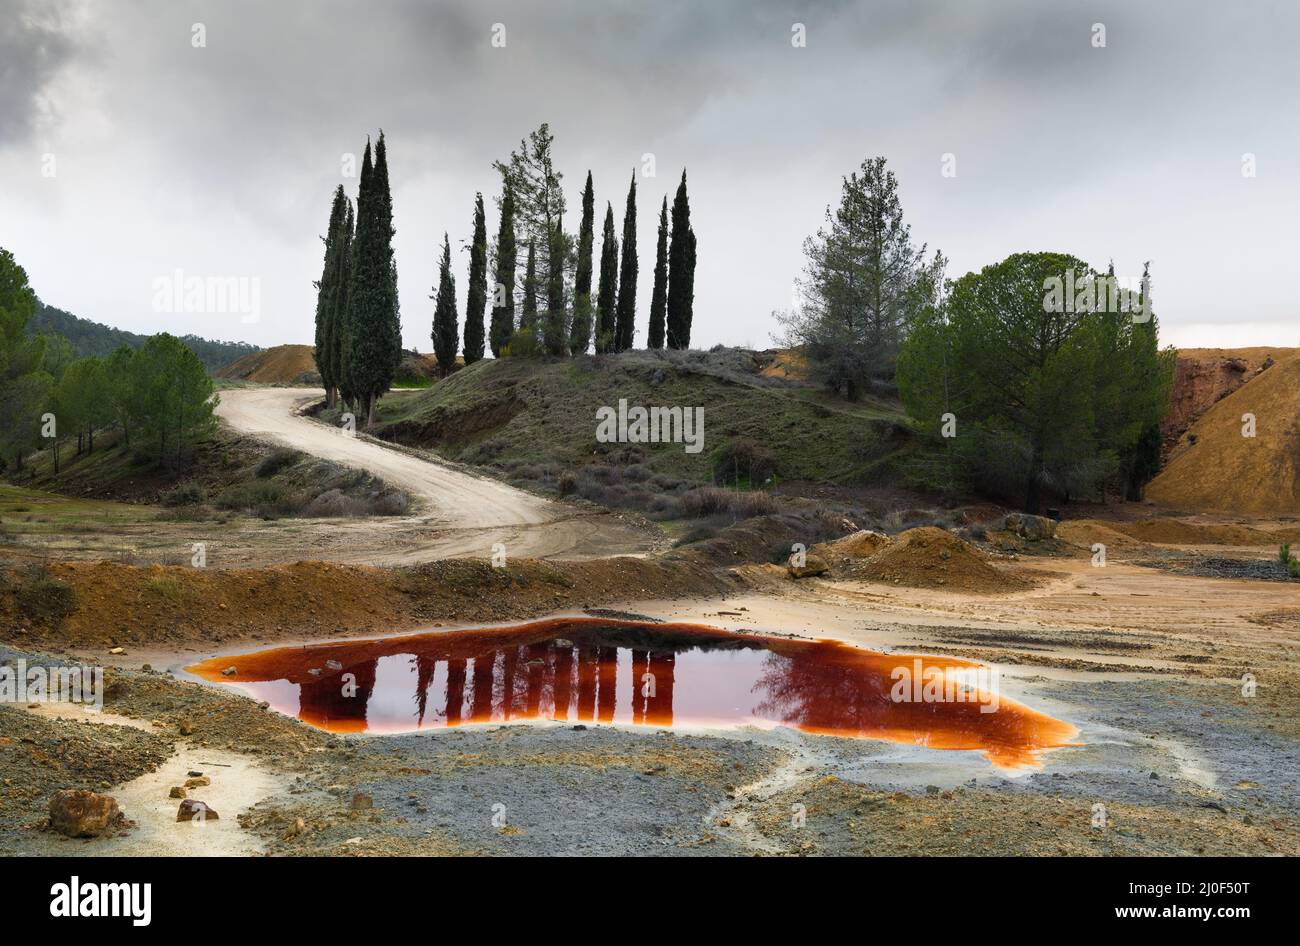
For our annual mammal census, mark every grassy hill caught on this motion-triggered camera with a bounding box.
[346,348,911,517]
[29,301,260,373]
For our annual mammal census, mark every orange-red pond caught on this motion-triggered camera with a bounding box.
[186,619,1079,768]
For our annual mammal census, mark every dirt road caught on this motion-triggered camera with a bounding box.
[215,386,655,563]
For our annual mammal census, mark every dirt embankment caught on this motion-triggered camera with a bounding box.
[0,513,836,649]
[216,344,319,384]
[1161,347,1289,456]
[1148,350,1300,515]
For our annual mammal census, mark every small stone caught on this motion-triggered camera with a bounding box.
[350,793,373,811]
[177,799,218,822]
[187,771,203,778]
[325,660,343,671]
[169,786,187,799]
[49,789,121,838]
[185,776,210,789]
[141,664,152,672]
[258,701,270,710]
[220,667,238,677]
[108,647,125,655]
[177,720,194,736]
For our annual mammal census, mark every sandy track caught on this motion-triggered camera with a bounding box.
[215,386,654,563]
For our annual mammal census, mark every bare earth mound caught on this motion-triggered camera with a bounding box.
[216,344,318,383]
[1066,518,1284,547]
[849,526,1033,593]
[1147,351,1300,515]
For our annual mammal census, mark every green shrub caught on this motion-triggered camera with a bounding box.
[161,482,206,506]
[501,328,541,358]
[1280,543,1292,565]
[255,448,303,479]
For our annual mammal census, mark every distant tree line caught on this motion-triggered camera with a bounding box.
[1,248,217,475]
[775,155,1174,512]
[28,300,259,372]
[312,124,700,419]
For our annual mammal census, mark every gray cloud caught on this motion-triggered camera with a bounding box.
[0,0,80,145]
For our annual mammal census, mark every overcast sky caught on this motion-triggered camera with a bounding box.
[2,0,1297,352]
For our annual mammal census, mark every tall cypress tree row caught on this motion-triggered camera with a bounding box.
[432,233,458,377]
[542,217,567,355]
[595,203,618,354]
[614,173,638,352]
[339,139,371,412]
[345,131,403,425]
[648,196,668,350]
[520,240,538,333]
[489,182,516,357]
[666,169,695,350]
[463,193,487,364]
[568,171,596,355]
[314,185,349,406]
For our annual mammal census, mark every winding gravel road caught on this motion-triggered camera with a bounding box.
[215,386,654,563]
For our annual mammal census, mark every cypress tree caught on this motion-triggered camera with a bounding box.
[432,233,458,377]
[333,199,354,402]
[520,240,538,333]
[614,172,638,352]
[595,203,618,354]
[568,171,596,355]
[463,193,487,364]
[314,185,349,406]
[542,217,567,355]
[666,169,695,350]
[489,182,516,357]
[648,196,668,350]
[345,131,403,425]
[339,139,372,413]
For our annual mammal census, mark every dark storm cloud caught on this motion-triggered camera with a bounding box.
[0,0,80,145]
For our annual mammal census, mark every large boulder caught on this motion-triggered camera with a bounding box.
[786,552,830,579]
[176,799,219,823]
[998,513,1057,541]
[49,789,121,838]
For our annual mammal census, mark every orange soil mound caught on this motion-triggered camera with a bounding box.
[759,348,811,380]
[1055,520,1147,552]
[216,344,317,383]
[851,526,1032,593]
[812,529,890,561]
[1147,351,1300,515]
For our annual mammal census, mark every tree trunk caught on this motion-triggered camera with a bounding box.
[88,427,94,453]
[1024,448,1043,514]
[53,441,59,474]
[366,392,377,427]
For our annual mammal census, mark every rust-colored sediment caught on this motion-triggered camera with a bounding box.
[188,618,1079,769]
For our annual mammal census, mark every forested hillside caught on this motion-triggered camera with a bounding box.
[28,301,259,372]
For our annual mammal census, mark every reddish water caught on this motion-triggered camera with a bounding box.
[187,619,1078,768]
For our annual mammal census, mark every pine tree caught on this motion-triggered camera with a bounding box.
[666,169,695,350]
[568,171,596,355]
[463,193,488,364]
[489,182,516,357]
[493,124,565,301]
[542,217,568,355]
[614,173,638,352]
[595,203,618,354]
[648,196,668,349]
[314,185,349,406]
[432,233,458,377]
[520,240,538,332]
[344,131,403,425]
